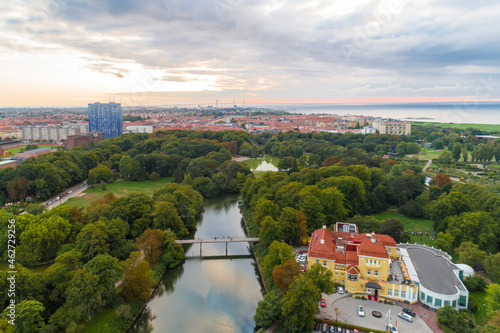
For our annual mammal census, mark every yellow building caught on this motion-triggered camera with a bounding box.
[307,223,418,304]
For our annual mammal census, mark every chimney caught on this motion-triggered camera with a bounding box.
[371,231,376,243]
[323,225,326,229]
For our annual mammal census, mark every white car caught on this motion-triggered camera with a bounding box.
[337,286,344,294]
[358,305,365,317]
[398,312,413,322]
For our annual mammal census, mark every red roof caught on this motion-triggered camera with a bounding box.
[347,265,360,275]
[308,228,335,260]
[357,237,390,259]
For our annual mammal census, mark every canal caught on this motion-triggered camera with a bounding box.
[129,195,264,333]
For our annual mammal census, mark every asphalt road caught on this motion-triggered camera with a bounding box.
[316,292,433,333]
[43,180,88,210]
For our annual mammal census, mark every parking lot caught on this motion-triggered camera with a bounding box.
[316,292,433,333]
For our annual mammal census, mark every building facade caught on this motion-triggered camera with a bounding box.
[22,124,88,142]
[373,120,412,135]
[307,224,419,304]
[88,102,123,139]
[63,132,105,149]
[126,125,154,133]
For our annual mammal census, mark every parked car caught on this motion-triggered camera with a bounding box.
[320,299,326,307]
[321,323,328,332]
[387,324,398,332]
[338,286,344,294]
[358,305,365,317]
[402,307,416,317]
[329,325,335,333]
[336,327,342,333]
[314,322,320,331]
[398,312,413,322]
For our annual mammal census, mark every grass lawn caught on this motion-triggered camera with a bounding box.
[63,177,173,208]
[412,122,500,133]
[253,171,269,179]
[470,291,488,325]
[3,145,58,155]
[83,308,115,333]
[413,150,445,160]
[372,210,436,247]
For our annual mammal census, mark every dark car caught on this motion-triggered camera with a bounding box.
[402,307,416,317]
[314,322,320,331]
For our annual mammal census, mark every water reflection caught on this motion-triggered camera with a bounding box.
[242,155,280,171]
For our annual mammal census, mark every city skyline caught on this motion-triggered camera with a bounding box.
[2,0,500,106]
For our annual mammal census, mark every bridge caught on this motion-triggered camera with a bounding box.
[175,237,260,256]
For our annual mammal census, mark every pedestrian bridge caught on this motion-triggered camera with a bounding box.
[175,237,259,244]
[175,237,260,256]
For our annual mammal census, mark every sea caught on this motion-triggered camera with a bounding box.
[270,102,500,125]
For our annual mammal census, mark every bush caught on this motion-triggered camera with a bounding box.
[398,199,426,218]
[149,172,160,181]
[463,276,487,292]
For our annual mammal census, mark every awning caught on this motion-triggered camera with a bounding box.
[365,282,382,289]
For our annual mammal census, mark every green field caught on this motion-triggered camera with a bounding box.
[470,291,488,325]
[83,308,115,333]
[412,122,500,132]
[64,177,173,208]
[372,210,436,247]
[412,150,445,160]
[3,145,59,155]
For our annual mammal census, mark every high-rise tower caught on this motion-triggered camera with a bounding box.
[88,102,123,139]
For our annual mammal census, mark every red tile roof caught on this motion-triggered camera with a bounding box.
[347,265,360,275]
[357,237,390,259]
[309,228,335,260]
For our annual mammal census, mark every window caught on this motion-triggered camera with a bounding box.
[387,248,391,253]
[367,269,371,275]
[341,273,344,276]
[336,272,339,275]
[401,291,406,298]
[323,261,327,267]
[444,300,450,306]
[435,299,442,307]
[374,270,379,276]
[394,290,399,297]
[459,296,467,307]
[421,292,425,300]
[427,295,433,304]
[348,274,358,281]
[315,260,319,264]
[387,289,392,296]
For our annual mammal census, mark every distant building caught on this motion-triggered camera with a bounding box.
[88,102,123,139]
[63,132,105,149]
[373,120,412,135]
[22,124,88,142]
[126,125,154,133]
[360,126,376,134]
[0,160,17,169]
[15,148,56,159]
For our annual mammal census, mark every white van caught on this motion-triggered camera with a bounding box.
[397,312,413,322]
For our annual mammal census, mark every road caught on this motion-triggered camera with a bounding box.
[43,180,88,210]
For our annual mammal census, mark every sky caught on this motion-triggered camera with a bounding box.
[1,0,500,106]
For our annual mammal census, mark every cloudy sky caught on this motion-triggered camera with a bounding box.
[1,0,500,106]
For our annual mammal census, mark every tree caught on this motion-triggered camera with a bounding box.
[149,171,160,181]
[429,192,475,232]
[278,156,299,174]
[119,155,131,178]
[435,232,454,253]
[379,218,405,243]
[437,151,453,165]
[84,254,122,305]
[136,228,164,266]
[154,201,188,237]
[462,145,469,162]
[18,215,71,264]
[447,212,498,252]
[262,241,295,285]
[74,221,110,262]
[278,207,301,244]
[259,216,282,246]
[88,164,114,185]
[323,156,345,167]
[254,198,280,225]
[305,263,335,294]
[437,305,469,332]
[161,229,185,268]
[254,289,283,328]
[272,259,302,292]
[456,241,487,267]
[485,253,500,283]
[119,251,155,302]
[486,283,500,317]
[282,275,321,333]
[452,142,462,161]
[0,300,45,333]
[347,215,380,233]
[430,173,453,188]
[6,177,28,201]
